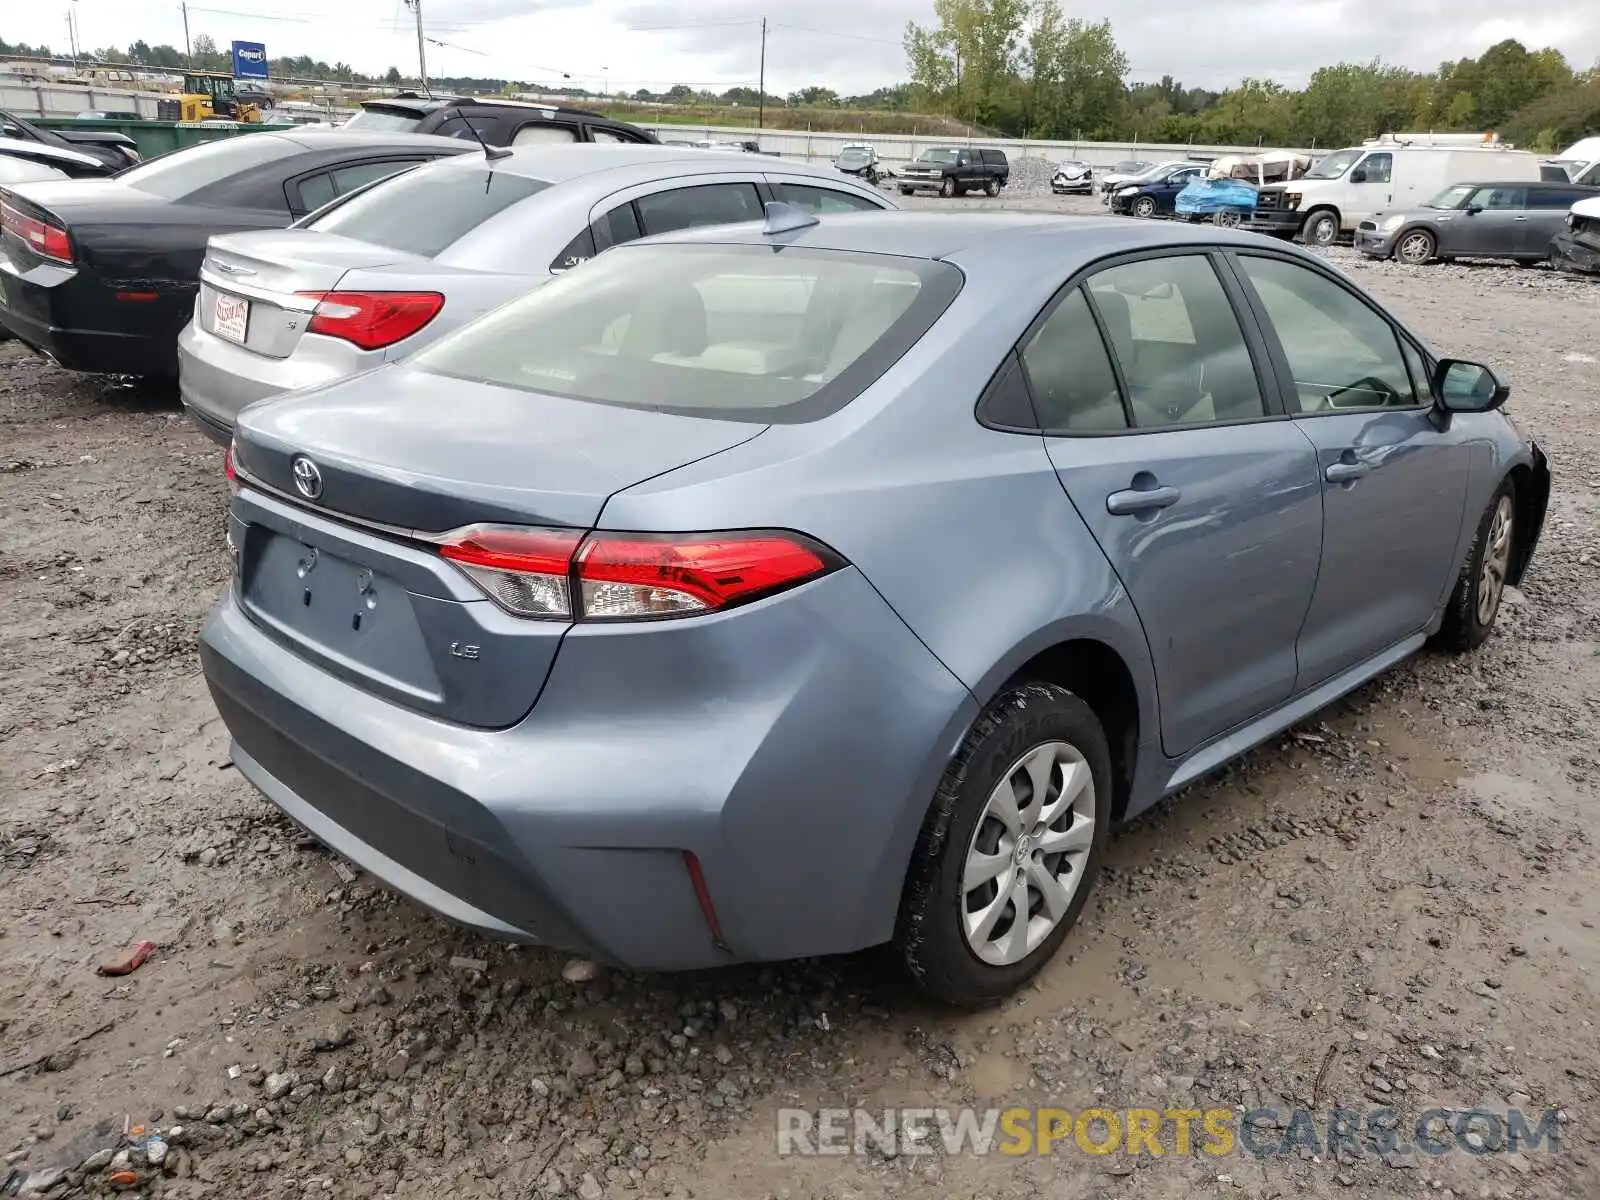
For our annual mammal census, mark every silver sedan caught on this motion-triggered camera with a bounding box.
[178,144,895,444]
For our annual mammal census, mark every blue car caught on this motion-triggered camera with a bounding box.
[202,208,1548,1006]
[1109,161,1207,217]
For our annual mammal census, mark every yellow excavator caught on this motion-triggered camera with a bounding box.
[161,72,264,123]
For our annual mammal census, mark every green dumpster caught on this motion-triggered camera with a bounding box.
[33,116,289,160]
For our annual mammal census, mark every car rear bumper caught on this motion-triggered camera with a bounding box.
[199,562,974,970]
[178,318,370,446]
[0,266,180,376]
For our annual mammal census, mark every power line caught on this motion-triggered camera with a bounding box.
[770,23,903,47]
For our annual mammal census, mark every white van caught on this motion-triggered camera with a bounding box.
[1544,136,1600,186]
[1247,138,1543,245]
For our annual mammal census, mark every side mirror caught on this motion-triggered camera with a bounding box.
[1465,204,1484,215]
[1434,359,1509,413]
[1350,167,1368,183]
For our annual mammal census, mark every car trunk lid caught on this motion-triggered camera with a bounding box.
[228,366,767,726]
[199,230,424,359]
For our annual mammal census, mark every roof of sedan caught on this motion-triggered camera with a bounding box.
[420,142,850,183]
[269,129,477,153]
[640,210,1274,263]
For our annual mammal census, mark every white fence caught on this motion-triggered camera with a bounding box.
[2,81,164,119]
[643,122,1315,170]
[7,83,1319,167]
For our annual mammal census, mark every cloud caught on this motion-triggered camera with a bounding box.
[8,0,1599,94]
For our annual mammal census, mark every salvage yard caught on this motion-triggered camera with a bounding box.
[2,192,1599,1200]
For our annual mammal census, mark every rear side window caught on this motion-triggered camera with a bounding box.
[332,159,420,194]
[342,107,425,133]
[589,128,632,144]
[598,202,643,247]
[770,183,884,213]
[305,165,548,257]
[435,114,500,142]
[1020,288,1126,432]
[117,133,299,200]
[1086,256,1265,427]
[635,184,763,235]
[550,226,596,273]
[1527,188,1584,209]
[511,123,580,145]
[411,244,961,423]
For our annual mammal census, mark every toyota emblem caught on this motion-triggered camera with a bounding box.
[291,455,323,500]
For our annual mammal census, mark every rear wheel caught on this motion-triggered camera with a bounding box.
[1438,481,1516,653]
[1133,195,1157,219]
[897,682,1111,1007]
[1302,209,1339,246]
[985,178,1001,197]
[1396,229,1436,265]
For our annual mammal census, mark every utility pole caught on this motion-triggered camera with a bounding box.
[405,0,430,96]
[757,17,766,131]
[181,1,192,66]
[66,12,79,72]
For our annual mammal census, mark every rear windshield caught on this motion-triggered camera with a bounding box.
[117,133,297,199]
[411,243,963,423]
[342,106,427,133]
[304,164,548,257]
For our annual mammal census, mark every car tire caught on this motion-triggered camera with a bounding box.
[1396,229,1436,265]
[985,179,1000,197]
[1133,196,1157,218]
[896,681,1112,1007]
[1302,209,1339,246]
[1437,480,1516,653]
[940,177,956,199]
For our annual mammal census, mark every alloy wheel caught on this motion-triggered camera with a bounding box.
[1134,197,1156,218]
[1477,495,1514,626]
[961,741,1096,967]
[1397,231,1434,264]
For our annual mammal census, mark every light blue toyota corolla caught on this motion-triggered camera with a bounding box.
[201,208,1549,1005]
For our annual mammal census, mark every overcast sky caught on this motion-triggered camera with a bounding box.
[13,0,1599,95]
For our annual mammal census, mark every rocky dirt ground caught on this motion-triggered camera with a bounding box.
[1,194,1597,1200]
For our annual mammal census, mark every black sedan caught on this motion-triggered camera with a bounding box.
[1107,161,1206,217]
[1,108,139,173]
[0,130,471,378]
[1,139,118,181]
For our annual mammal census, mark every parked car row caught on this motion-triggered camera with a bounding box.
[0,112,1555,1005]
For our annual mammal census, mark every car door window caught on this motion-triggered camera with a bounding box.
[1237,255,1418,413]
[634,183,763,235]
[1019,287,1127,432]
[511,122,579,145]
[1084,255,1265,428]
[589,127,631,144]
[1577,163,1600,187]
[770,182,883,213]
[1475,186,1526,210]
[1359,153,1392,183]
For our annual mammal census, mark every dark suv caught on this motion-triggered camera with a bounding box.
[342,95,657,147]
[897,146,1009,197]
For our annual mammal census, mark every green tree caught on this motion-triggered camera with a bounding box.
[904,0,1030,126]
[1025,4,1127,139]
[384,66,402,85]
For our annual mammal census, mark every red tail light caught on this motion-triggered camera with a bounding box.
[1,200,72,265]
[436,525,843,621]
[296,290,444,351]
[224,442,240,495]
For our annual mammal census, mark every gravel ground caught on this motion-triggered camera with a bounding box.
[2,191,1598,1200]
